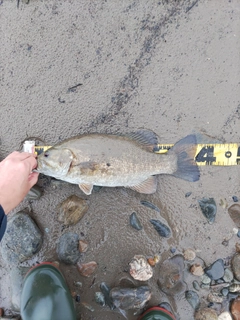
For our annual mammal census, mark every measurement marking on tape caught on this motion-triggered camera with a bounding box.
[35,143,240,166]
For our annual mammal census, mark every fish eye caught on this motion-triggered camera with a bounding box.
[44,152,49,158]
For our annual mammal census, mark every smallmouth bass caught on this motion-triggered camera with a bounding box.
[36,130,200,195]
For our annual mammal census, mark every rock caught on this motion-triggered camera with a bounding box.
[110,286,151,310]
[201,274,211,284]
[150,219,172,238]
[190,264,204,276]
[229,284,240,293]
[147,255,160,267]
[221,288,229,297]
[130,212,142,231]
[57,232,81,264]
[194,307,218,320]
[25,185,43,200]
[140,200,160,212]
[129,255,153,281]
[95,292,105,306]
[79,240,88,253]
[1,212,43,264]
[223,268,234,283]
[193,280,201,291]
[77,261,97,277]
[198,197,217,224]
[218,311,233,320]
[232,196,239,203]
[183,248,196,261]
[232,254,240,281]
[231,296,240,320]
[100,282,115,310]
[158,254,186,296]
[204,259,225,280]
[57,195,89,225]
[228,204,240,227]
[10,267,29,311]
[207,292,223,304]
[185,290,200,310]
[235,243,240,253]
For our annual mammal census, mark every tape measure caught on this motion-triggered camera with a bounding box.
[34,143,240,166]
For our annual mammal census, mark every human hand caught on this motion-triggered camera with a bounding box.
[0,152,39,214]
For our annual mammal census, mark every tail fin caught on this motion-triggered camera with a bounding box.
[171,134,200,182]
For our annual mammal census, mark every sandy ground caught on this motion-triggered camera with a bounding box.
[0,0,240,319]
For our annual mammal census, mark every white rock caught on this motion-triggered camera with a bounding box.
[218,311,233,320]
[129,255,153,281]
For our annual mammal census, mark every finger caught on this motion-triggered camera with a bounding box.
[28,172,39,187]
[23,156,38,171]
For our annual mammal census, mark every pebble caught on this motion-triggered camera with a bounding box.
[185,192,192,197]
[221,288,229,297]
[77,261,97,277]
[140,200,160,212]
[236,243,240,252]
[79,240,88,253]
[201,274,212,284]
[130,212,142,231]
[194,308,218,320]
[95,292,105,306]
[57,195,89,226]
[100,282,115,310]
[183,248,196,261]
[110,286,151,310]
[231,254,240,281]
[229,283,240,293]
[25,185,43,200]
[190,264,204,276]
[147,255,160,267]
[218,311,233,320]
[219,198,228,209]
[207,292,223,304]
[150,219,172,238]
[158,255,186,296]
[57,232,81,264]
[228,204,240,227]
[232,196,239,202]
[198,197,217,224]
[1,212,43,264]
[129,255,153,281]
[223,268,234,283]
[185,290,200,310]
[230,296,240,320]
[204,259,225,280]
[193,280,201,291]
[237,231,240,238]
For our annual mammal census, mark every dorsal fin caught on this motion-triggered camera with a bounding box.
[125,130,159,152]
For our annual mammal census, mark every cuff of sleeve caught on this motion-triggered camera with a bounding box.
[0,205,7,242]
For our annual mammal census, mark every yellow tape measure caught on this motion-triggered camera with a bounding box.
[35,143,240,166]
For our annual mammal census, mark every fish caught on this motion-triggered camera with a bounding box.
[36,130,200,195]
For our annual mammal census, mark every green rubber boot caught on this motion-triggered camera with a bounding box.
[21,263,77,320]
[138,306,176,320]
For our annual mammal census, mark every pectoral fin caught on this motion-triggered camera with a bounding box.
[128,176,157,194]
[79,183,93,195]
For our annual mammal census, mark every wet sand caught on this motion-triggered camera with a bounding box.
[0,1,240,319]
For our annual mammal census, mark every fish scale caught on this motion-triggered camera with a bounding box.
[35,131,199,195]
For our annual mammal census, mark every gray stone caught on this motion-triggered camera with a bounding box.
[223,268,234,283]
[57,232,81,264]
[1,212,43,264]
[232,253,240,281]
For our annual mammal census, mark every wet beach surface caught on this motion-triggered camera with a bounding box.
[0,1,240,319]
